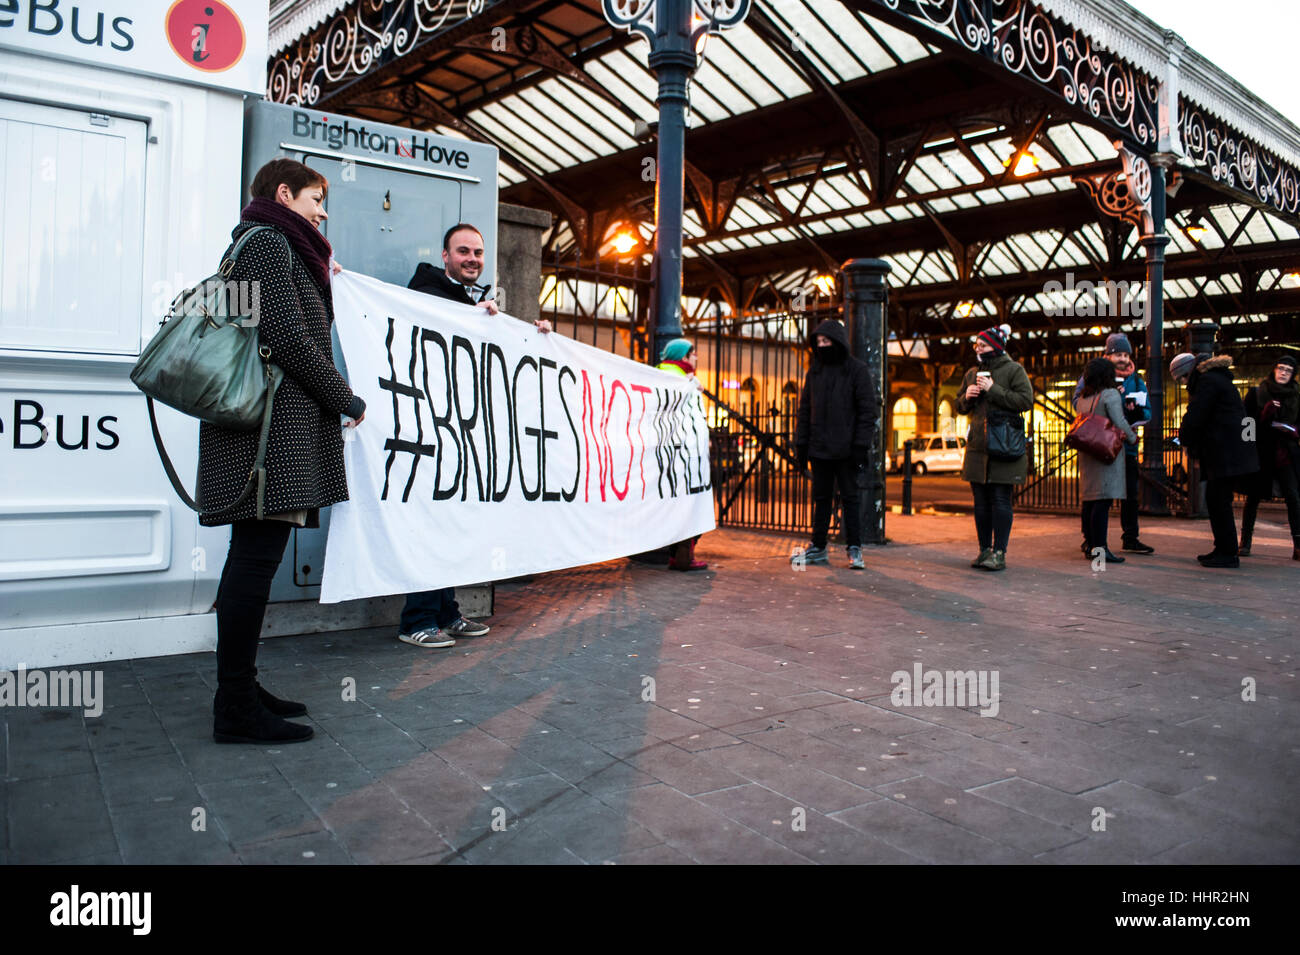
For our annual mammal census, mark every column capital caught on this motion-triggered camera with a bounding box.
[841,258,892,275]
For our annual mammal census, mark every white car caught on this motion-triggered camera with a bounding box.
[891,433,966,474]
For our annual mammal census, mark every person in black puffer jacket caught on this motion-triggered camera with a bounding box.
[198,158,366,745]
[792,319,879,570]
[1171,352,1259,568]
[1239,352,1300,559]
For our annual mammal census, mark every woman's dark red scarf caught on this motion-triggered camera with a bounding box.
[662,359,694,375]
[240,196,332,293]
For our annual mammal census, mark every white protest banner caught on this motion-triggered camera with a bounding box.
[320,271,715,603]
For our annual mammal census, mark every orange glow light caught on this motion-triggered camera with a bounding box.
[1003,149,1039,177]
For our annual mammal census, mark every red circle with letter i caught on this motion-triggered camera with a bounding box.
[165,0,246,73]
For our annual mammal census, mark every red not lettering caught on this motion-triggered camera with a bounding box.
[606,380,633,501]
[630,384,652,500]
[595,374,611,501]
[581,370,593,502]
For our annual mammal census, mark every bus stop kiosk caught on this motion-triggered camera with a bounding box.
[0,7,498,669]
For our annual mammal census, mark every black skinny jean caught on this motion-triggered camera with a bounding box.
[1081,499,1114,552]
[1242,464,1300,544]
[970,482,1013,552]
[214,519,292,690]
[811,457,862,549]
[1204,478,1239,556]
[1120,454,1141,542]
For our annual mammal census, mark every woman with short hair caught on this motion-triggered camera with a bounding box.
[1074,357,1138,564]
[198,158,366,744]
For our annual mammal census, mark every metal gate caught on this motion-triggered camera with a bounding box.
[697,302,840,534]
[538,250,833,535]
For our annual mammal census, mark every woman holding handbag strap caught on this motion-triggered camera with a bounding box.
[955,324,1034,571]
[197,158,366,745]
[1074,358,1137,564]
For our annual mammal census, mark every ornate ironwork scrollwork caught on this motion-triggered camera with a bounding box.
[602,0,751,46]
[879,0,1158,148]
[1181,100,1300,221]
[1073,145,1151,233]
[268,0,485,106]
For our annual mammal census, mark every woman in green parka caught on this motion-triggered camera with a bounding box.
[954,324,1034,571]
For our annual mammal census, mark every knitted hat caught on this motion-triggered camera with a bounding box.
[660,338,693,362]
[976,323,1011,352]
[1104,333,1133,356]
[1276,352,1299,370]
[1169,352,1198,382]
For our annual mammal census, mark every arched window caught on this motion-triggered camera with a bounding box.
[740,376,758,414]
[938,398,955,435]
[892,396,917,450]
[782,380,799,418]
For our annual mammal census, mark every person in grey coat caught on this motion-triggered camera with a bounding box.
[1074,358,1137,563]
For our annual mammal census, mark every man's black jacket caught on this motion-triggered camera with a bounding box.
[795,318,879,461]
[408,262,480,305]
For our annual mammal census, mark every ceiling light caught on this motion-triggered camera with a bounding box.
[955,301,975,318]
[1003,148,1039,177]
[612,231,638,255]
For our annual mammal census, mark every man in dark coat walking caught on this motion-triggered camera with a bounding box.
[395,223,550,649]
[792,318,879,570]
[1171,352,1259,568]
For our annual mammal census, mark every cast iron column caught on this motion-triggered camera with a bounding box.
[1140,162,1171,515]
[648,27,692,364]
[843,258,891,545]
[603,0,751,363]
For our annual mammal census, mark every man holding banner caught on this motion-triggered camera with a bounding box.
[394,222,548,648]
[320,238,715,613]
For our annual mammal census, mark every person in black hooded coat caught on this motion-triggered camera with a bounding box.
[792,319,879,568]
[1173,352,1259,567]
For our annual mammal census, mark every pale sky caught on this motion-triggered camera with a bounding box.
[1126,0,1300,127]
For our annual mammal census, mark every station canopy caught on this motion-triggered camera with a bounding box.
[268,0,1300,358]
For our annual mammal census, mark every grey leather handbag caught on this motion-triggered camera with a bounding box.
[130,226,285,518]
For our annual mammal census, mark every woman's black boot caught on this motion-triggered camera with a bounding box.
[214,684,313,744]
[257,683,308,717]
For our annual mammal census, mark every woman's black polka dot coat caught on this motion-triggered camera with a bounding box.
[196,223,356,527]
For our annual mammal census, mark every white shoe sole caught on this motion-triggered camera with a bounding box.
[398,632,455,648]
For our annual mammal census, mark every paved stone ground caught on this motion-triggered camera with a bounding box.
[3,510,1298,865]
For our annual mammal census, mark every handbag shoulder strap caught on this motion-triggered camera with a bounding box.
[146,366,282,519]
[218,224,277,278]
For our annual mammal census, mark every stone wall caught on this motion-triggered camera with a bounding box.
[497,202,551,323]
